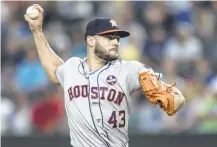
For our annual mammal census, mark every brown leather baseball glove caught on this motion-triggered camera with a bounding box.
[139,71,180,116]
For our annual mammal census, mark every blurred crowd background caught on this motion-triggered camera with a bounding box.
[1,1,217,137]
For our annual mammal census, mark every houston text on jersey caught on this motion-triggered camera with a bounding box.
[68,85,125,105]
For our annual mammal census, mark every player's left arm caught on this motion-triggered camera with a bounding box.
[126,60,185,116]
[138,71,185,116]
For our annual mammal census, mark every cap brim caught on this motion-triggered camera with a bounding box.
[96,30,130,38]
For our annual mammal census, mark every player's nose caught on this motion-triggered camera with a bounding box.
[111,38,119,47]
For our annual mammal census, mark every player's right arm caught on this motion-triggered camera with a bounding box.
[24,4,64,84]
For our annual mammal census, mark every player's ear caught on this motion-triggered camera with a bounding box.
[86,36,96,47]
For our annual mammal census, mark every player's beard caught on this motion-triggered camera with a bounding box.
[94,42,118,62]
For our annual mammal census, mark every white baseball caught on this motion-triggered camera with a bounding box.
[26,6,39,20]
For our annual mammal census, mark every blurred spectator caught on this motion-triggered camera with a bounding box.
[1,97,15,135]
[143,25,167,69]
[165,1,192,23]
[136,102,165,134]
[14,47,49,93]
[164,22,203,78]
[193,2,216,42]
[11,93,32,136]
[165,22,202,63]
[195,84,217,134]
[56,1,94,20]
[143,2,174,34]
[31,86,64,134]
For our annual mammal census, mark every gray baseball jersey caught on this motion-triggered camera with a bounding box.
[56,57,153,147]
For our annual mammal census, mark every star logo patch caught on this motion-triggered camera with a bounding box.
[106,75,117,85]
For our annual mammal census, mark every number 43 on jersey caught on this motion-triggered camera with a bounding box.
[108,110,125,128]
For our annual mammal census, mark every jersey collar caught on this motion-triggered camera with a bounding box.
[80,57,111,76]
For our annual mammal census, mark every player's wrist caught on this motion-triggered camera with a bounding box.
[32,29,43,36]
[32,29,43,34]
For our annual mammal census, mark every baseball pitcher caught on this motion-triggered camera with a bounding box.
[24,4,185,147]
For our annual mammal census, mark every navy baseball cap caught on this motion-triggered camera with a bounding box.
[84,17,130,40]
